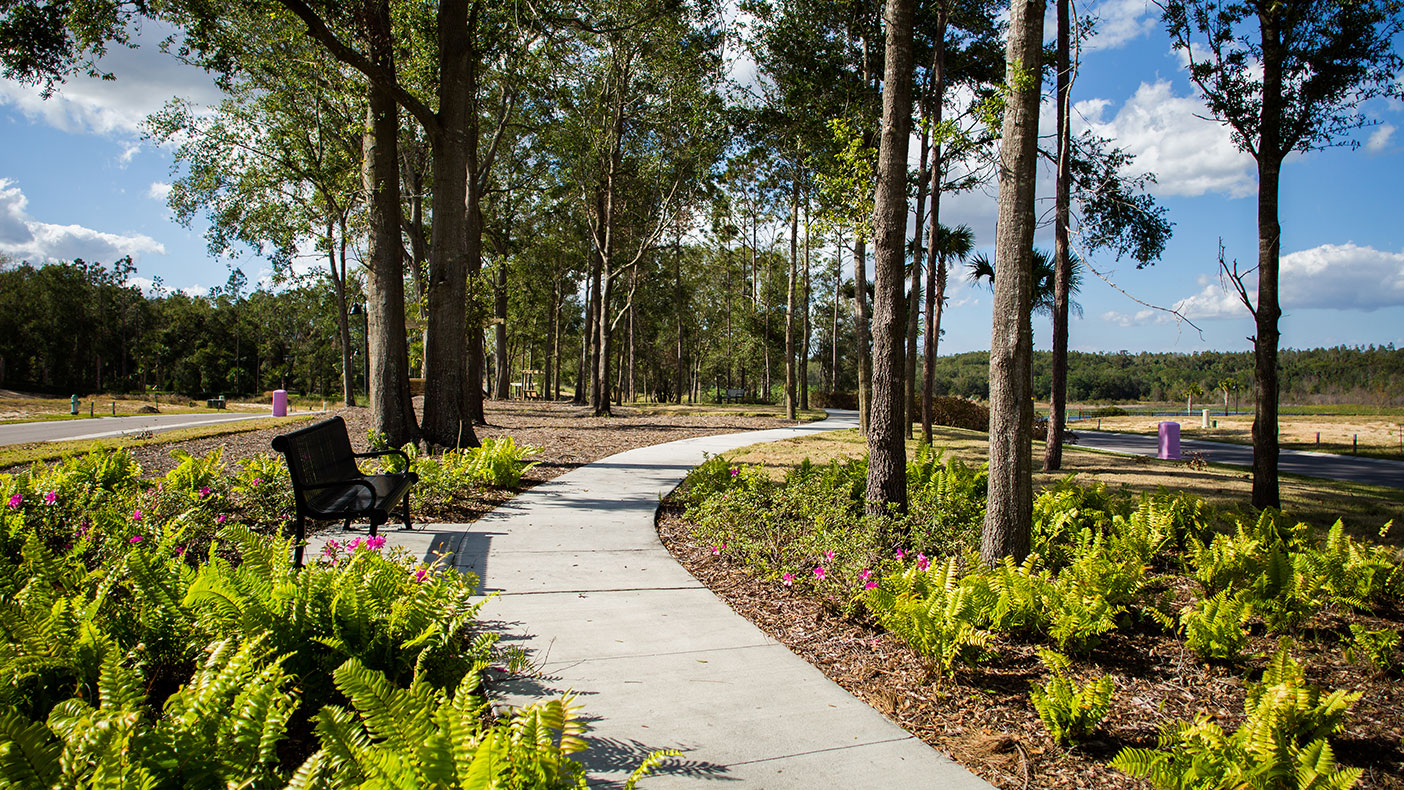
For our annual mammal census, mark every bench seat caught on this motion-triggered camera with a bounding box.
[272,416,419,566]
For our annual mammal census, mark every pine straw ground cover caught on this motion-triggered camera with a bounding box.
[96,400,804,524]
[659,437,1404,789]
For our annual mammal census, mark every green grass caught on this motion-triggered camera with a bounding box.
[0,416,315,470]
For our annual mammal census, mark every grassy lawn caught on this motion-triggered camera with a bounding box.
[721,425,1404,543]
[0,393,246,423]
[1085,412,1404,461]
[0,415,315,469]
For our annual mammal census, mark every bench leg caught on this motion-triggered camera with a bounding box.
[400,495,413,531]
[292,515,307,568]
[368,516,381,538]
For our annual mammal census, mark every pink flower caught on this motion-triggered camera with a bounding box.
[824,550,835,562]
[198,486,210,498]
[711,545,721,555]
[413,568,428,583]
[365,536,386,551]
[865,580,879,590]
[813,566,826,580]
[895,548,905,561]
[175,546,186,556]
[782,573,794,587]
[129,535,143,544]
[325,539,342,551]
[916,553,929,572]
[860,569,872,583]
[6,494,21,509]
[132,509,142,522]
[215,514,227,524]
[43,491,57,505]
[348,537,364,552]
[252,478,263,487]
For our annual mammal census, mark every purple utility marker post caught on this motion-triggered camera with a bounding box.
[1158,421,1181,460]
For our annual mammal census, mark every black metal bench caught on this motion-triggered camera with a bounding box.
[271,416,419,566]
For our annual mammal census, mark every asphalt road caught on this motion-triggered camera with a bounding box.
[1074,429,1404,490]
[0,411,277,446]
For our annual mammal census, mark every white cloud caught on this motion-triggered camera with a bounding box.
[1366,123,1395,154]
[1160,243,1404,322]
[0,179,164,263]
[1076,80,1255,198]
[1102,308,1158,327]
[147,181,172,202]
[0,23,220,138]
[1084,0,1157,52]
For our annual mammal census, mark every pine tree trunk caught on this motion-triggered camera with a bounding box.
[921,10,947,446]
[577,270,592,405]
[854,238,871,434]
[1045,0,1073,472]
[981,0,1044,565]
[329,219,354,408]
[865,0,916,518]
[906,120,929,440]
[801,197,811,411]
[1252,10,1284,510]
[786,172,799,420]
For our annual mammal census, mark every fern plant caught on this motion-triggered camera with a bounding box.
[0,637,296,789]
[1181,590,1253,661]
[1112,639,1362,789]
[467,437,541,488]
[1343,624,1399,675]
[290,657,675,790]
[983,554,1054,634]
[1028,649,1114,746]
[864,558,992,678]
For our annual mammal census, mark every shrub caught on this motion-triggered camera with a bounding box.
[927,396,989,432]
[1029,649,1114,746]
[1112,639,1363,789]
[811,390,858,410]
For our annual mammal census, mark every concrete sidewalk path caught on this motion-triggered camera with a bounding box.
[335,410,991,789]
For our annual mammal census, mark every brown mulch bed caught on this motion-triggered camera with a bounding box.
[124,400,798,525]
[657,501,1404,789]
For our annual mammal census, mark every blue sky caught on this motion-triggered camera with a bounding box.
[1,2,1402,355]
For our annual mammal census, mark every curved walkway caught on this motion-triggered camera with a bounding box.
[357,411,991,789]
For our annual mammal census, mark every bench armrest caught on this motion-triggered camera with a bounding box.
[301,478,377,496]
[353,448,412,468]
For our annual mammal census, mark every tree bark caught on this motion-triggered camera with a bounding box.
[493,257,509,399]
[854,238,871,434]
[1045,0,1073,472]
[362,81,417,447]
[785,170,799,420]
[865,0,916,518]
[1252,9,1284,510]
[420,0,479,447]
[801,195,811,411]
[329,217,354,407]
[921,9,947,446]
[907,118,930,440]
[981,0,1044,564]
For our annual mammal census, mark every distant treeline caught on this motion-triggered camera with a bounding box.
[0,258,347,398]
[5,258,1403,408]
[928,348,1404,406]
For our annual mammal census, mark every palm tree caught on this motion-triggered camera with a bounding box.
[966,249,1083,320]
[921,223,974,443]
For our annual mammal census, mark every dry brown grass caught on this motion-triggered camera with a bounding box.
[723,426,1404,543]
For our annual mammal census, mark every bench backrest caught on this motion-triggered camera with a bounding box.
[271,417,362,495]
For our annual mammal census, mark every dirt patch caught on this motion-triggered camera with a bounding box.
[658,501,1404,788]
